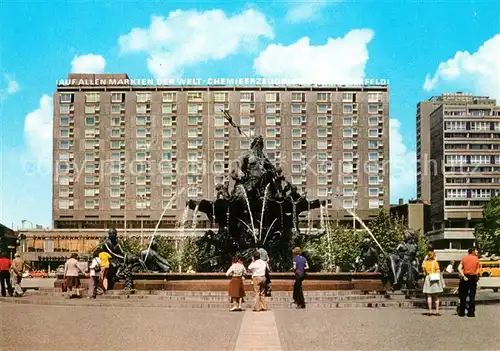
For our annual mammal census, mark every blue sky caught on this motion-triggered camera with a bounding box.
[1,0,499,228]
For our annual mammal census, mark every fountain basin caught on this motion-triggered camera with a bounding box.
[54,273,462,292]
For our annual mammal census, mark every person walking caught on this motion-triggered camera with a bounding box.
[292,247,308,309]
[422,250,444,316]
[88,252,101,299]
[226,254,247,311]
[247,251,268,312]
[0,252,13,297]
[10,253,26,296]
[259,247,271,297]
[64,253,83,298]
[98,250,112,292]
[457,248,480,317]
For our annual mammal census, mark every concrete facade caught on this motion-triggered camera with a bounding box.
[390,199,431,234]
[53,74,390,230]
[425,93,500,260]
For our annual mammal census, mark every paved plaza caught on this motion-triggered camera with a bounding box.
[1,302,499,350]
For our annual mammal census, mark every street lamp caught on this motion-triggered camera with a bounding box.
[21,220,34,229]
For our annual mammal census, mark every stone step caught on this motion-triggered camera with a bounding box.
[0,296,466,309]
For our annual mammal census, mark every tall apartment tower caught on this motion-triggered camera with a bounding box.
[425,93,500,261]
[53,74,390,230]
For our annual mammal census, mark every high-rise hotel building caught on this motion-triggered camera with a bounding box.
[53,74,390,230]
[422,93,500,260]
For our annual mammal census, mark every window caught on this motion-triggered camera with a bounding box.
[60,104,70,114]
[240,103,252,114]
[137,140,149,150]
[317,164,328,173]
[291,104,302,113]
[163,188,173,198]
[266,116,276,126]
[110,200,121,209]
[162,104,173,114]
[343,140,353,149]
[60,129,69,138]
[292,116,301,126]
[317,116,328,126]
[163,92,176,102]
[59,199,69,210]
[85,117,95,126]
[317,188,328,197]
[369,188,379,197]
[187,128,198,138]
[111,105,121,114]
[317,128,328,138]
[368,128,378,138]
[343,104,353,114]
[136,187,147,197]
[214,128,224,138]
[59,188,69,198]
[188,116,199,125]
[60,117,69,126]
[136,152,146,161]
[85,92,99,103]
[111,141,121,149]
[136,104,147,114]
[316,176,327,185]
[343,163,353,173]
[369,152,378,161]
[85,164,94,173]
[163,128,175,138]
[213,163,224,173]
[317,152,327,161]
[111,92,123,103]
[343,128,353,138]
[445,121,467,130]
[85,200,96,209]
[214,152,224,161]
[342,93,353,102]
[214,92,228,102]
[162,152,173,161]
[59,176,69,185]
[58,163,69,173]
[240,140,250,149]
[445,155,467,164]
[85,105,96,114]
[343,176,353,185]
[446,189,467,198]
[369,176,379,185]
[369,199,380,209]
[292,152,302,161]
[136,176,146,186]
[343,152,353,161]
[136,92,151,103]
[59,140,70,149]
[292,140,302,149]
[188,188,199,198]
[470,155,490,164]
[266,104,277,114]
[110,152,120,161]
[342,117,352,126]
[317,140,327,149]
[266,128,276,137]
[110,176,120,185]
[471,189,491,198]
[60,93,73,103]
[111,117,121,126]
[136,117,146,126]
[292,164,302,174]
[368,116,378,126]
[292,93,304,102]
[214,103,227,113]
[240,92,254,102]
[292,176,302,185]
[187,92,202,101]
[368,140,378,149]
[85,152,94,161]
[111,129,121,138]
[266,92,279,102]
[266,140,276,149]
[85,140,96,150]
[367,163,378,173]
[85,176,94,185]
[343,188,354,196]
[368,104,378,114]
[317,104,328,113]
[343,199,353,209]
[162,116,173,126]
[368,93,381,102]
[317,92,329,102]
[59,152,69,161]
[214,140,224,149]
[85,188,96,197]
[292,128,301,138]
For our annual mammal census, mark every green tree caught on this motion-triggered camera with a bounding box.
[475,195,500,255]
[179,237,199,271]
[369,209,406,254]
[415,229,429,264]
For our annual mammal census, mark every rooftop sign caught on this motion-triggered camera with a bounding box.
[56,77,389,87]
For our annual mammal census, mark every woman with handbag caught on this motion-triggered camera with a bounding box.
[422,250,444,316]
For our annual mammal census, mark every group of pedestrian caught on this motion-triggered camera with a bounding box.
[225,246,309,312]
[63,250,112,299]
[422,247,481,317]
[0,252,27,297]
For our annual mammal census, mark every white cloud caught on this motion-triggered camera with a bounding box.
[0,74,20,99]
[118,9,274,78]
[389,119,416,202]
[71,54,106,73]
[24,95,53,164]
[286,0,340,23]
[253,29,374,84]
[423,34,500,100]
